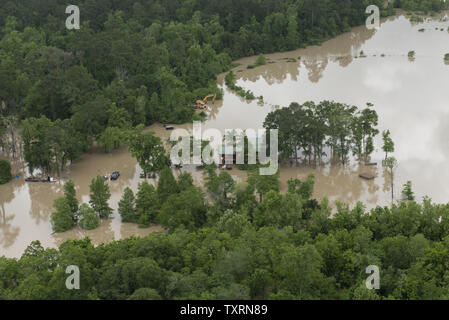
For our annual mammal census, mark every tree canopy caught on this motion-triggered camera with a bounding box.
[4,168,449,300]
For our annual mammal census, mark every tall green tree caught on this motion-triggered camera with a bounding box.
[279,244,324,298]
[382,130,395,161]
[402,181,415,201]
[136,182,159,226]
[99,127,125,153]
[286,11,299,50]
[157,166,179,203]
[118,187,137,223]
[78,203,100,230]
[128,130,167,177]
[20,116,53,174]
[177,172,194,192]
[385,157,398,202]
[64,180,78,215]
[50,197,74,233]
[89,176,113,219]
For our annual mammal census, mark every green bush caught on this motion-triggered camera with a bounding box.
[0,159,12,184]
[247,54,267,69]
[255,54,266,66]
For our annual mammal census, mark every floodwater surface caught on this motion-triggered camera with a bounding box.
[210,12,449,207]
[1,12,449,258]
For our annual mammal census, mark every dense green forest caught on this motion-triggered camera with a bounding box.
[395,0,448,12]
[3,167,449,300]
[1,0,447,174]
[0,0,400,172]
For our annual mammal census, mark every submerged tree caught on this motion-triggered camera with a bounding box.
[118,187,136,223]
[89,176,112,219]
[78,203,100,230]
[99,126,125,153]
[264,101,379,166]
[382,130,395,161]
[21,116,86,176]
[64,180,78,215]
[20,116,54,175]
[402,181,415,201]
[50,197,74,233]
[128,130,167,178]
[352,105,379,161]
[385,157,398,202]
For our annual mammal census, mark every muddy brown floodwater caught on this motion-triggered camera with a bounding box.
[1,12,449,258]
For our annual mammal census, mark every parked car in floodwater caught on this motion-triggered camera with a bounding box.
[110,172,120,180]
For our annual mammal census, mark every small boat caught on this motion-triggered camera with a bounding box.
[359,173,375,180]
